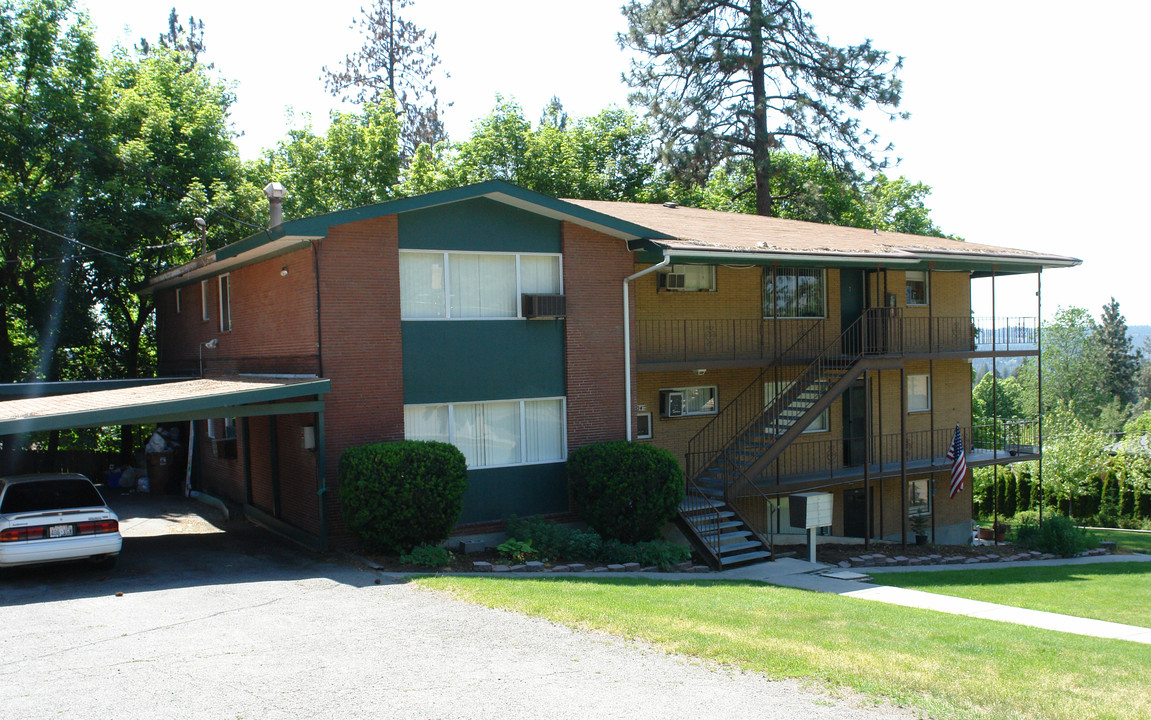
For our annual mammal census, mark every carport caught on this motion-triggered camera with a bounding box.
[0,376,331,549]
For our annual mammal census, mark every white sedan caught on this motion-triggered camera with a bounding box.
[0,473,122,570]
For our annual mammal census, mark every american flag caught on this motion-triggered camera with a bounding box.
[946,424,967,499]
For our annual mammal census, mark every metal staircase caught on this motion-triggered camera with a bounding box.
[677,309,900,568]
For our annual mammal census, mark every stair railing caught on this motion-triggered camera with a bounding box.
[686,308,902,496]
[680,473,724,565]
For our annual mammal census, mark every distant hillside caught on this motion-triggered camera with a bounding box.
[1131,325,1151,351]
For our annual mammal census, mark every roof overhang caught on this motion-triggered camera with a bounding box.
[0,376,329,435]
[144,180,672,294]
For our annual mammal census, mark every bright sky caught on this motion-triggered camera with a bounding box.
[82,0,1151,325]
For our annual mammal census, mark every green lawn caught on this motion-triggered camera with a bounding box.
[1087,527,1151,554]
[416,576,1151,720]
[875,562,1151,628]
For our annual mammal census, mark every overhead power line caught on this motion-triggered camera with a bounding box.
[0,209,124,258]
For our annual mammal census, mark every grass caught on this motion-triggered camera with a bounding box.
[1086,527,1151,554]
[875,562,1151,628]
[416,576,1151,720]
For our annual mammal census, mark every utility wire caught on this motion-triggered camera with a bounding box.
[3,100,266,232]
[0,209,124,258]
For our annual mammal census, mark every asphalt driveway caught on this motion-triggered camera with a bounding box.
[0,495,916,720]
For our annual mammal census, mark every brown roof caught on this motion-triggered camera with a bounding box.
[563,199,1077,265]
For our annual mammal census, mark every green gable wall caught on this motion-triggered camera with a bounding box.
[398,197,562,253]
[401,321,565,403]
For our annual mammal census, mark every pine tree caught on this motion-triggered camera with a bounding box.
[1096,297,1139,405]
[620,0,904,216]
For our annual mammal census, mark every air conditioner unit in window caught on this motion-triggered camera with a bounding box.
[661,390,685,418]
[521,293,567,318]
[658,271,686,290]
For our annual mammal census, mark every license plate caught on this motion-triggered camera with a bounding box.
[49,524,74,538]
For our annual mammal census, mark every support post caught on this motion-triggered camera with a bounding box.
[1037,269,1044,526]
[900,365,907,549]
[863,368,872,549]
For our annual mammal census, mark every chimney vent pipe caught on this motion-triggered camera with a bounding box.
[263,182,287,228]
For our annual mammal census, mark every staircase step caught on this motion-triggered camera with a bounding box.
[691,520,743,533]
[721,550,773,567]
[718,530,753,543]
[718,540,764,555]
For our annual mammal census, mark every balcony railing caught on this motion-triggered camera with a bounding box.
[637,316,1036,364]
[688,420,1041,495]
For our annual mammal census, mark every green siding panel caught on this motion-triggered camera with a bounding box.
[458,462,569,524]
[398,197,561,253]
[402,321,565,404]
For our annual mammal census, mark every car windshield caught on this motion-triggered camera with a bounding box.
[0,479,106,513]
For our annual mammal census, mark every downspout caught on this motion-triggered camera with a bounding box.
[623,250,671,440]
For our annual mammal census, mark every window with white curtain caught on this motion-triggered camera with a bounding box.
[908,374,931,412]
[399,251,561,319]
[404,397,566,468]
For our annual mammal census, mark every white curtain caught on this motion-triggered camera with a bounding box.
[524,399,565,463]
[404,405,449,443]
[453,401,520,467]
[520,255,561,295]
[450,254,516,318]
[400,252,446,318]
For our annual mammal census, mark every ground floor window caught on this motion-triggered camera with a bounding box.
[659,386,717,417]
[765,381,829,432]
[908,478,931,516]
[404,397,566,468]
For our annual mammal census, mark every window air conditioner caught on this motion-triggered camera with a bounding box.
[662,390,685,418]
[521,293,567,318]
[658,270,687,290]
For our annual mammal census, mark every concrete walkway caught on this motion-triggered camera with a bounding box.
[726,553,1151,645]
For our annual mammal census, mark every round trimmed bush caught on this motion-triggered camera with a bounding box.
[338,440,467,553]
[567,441,684,544]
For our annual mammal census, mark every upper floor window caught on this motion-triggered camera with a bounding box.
[906,271,929,306]
[658,264,715,291]
[201,279,210,322]
[907,374,931,412]
[763,268,825,319]
[219,274,232,332]
[175,288,182,314]
[399,250,561,319]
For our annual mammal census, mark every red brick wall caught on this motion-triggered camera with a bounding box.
[562,222,634,448]
[155,246,320,377]
[316,215,405,537]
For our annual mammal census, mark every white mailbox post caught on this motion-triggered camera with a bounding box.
[789,492,833,563]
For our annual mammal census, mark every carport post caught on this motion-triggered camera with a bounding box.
[316,410,328,551]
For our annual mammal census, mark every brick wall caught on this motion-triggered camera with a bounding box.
[316,215,404,538]
[155,246,320,377]
[562,222,634,447]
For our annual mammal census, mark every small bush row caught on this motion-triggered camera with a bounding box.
[504,515,690,570]
[1013,515,1097,557]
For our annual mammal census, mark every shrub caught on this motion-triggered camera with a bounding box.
[338,440,467,553]
[567,441,684,543]
[400,544,453,568]
[497,538,536,563]
[503,515,689,570]
[1016,515,1096,558]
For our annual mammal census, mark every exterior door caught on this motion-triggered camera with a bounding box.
[842,379,867,466]
[843,487,873,539]
[840,269,864,355]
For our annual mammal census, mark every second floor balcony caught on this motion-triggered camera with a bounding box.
[636,314,1038,368]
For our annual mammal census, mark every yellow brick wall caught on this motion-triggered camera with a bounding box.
[868,359,971,436]
[827,470,971,543]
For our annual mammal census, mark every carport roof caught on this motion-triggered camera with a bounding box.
[0,376,329,435]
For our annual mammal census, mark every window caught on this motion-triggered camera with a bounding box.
[908,478,931,516]
[636,412,653,439]
[201,279,210,321]
[906,271,929,306]
[404,397,566,468]
[175,288,182,314]
[659,264,715,291]
[206,417,236,440]
[765,381,829,432]
[763,268,825,318]
[219,274,232,332]
[660,386,717,417]
[907,374,930,412]
[399,251,562,320]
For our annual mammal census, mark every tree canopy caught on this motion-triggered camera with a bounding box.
[621,0,904,216]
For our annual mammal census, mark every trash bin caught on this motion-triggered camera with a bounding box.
[146,451,176,494]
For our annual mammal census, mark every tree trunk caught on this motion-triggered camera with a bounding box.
[748,0,773,217]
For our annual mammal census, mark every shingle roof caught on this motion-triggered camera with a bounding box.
[563,199,1078,266]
